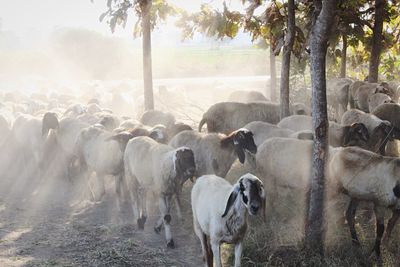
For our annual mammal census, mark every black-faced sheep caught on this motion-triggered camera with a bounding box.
[124,137,195,248]
[342,109,400,155]
[169,129,257,178]
[372,103,400,156]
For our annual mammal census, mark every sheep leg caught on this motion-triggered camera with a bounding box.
[234,242,243,267]
[346,199,360,246]
[97,174,106,201]
[370,205,385,259]
[384,209,400,242]
[210,239,222,267]
[137,188,147,230]
[154,217,164,234]
[115,171,129,200]
[175,193,183,221]
[194,222,212,267]
[159,195,174,248]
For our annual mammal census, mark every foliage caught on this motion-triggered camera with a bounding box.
[97,0,178,37]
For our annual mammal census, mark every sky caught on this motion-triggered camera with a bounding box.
[0,0,251,48]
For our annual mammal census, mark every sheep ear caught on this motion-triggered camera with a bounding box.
[235,146,246,164]
[222,186,239,218]
[393,184,400,198]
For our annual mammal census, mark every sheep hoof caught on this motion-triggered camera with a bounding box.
[154,225,162,234]
[137,216,147,230]
[167,239,175,249]
[351,239,361,247]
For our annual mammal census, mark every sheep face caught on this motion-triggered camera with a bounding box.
[222,129,257,164]
[42,112,59,137]
[174,147,195,185]
[343,123,369,147]
[375,122,398,142]
[99,116,118,131]
[149,125,169,144]
[222,174,265,217]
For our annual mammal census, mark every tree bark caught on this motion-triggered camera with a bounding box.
[368,0,386,83]
[305,0,336,254]
[279,0,295,119]
[269,46,277,101]
[142,0,154,111]
[340,34,347,78]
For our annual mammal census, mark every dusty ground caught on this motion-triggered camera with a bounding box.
[0,157,205,267]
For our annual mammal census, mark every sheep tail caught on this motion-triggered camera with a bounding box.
[198,117,207,132]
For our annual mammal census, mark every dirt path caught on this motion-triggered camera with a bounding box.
[0,165,204,267]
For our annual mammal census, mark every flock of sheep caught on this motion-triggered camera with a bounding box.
[1,77,400,266]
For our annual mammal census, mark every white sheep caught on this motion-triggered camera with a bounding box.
[73,125,125,200]
[124,136,195,248]
[368,93,393,113]
[191,173,265,267]
[169,128,257,178]
[243,121,313,147]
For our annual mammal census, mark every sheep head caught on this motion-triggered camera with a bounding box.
[99,115,118,131]
[343,123,369,147]
[42,112,59,137]
[106,131,134,152]
[221,129,257,164]
[174,147,195,185]
[148,124,169,144]
[222,173,265,219]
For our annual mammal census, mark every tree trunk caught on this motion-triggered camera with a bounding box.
[279,0,295,119]
[340,34,347,78]
[142,0,154,111]
[305,0,336,254]
[269,46,277,101]
[368,0,386,83]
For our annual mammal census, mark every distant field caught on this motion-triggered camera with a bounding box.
[152,46,271,79]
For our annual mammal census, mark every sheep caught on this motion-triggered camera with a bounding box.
[277,115,312,132]
[63,103,87,118]
[198,102,281,134]
[0,113,11,146]
[243,121,294,146]
[277,115,370,148]
[124,136,195,247]
[191,173,265,267]
[349,82,393,112]
[109,124,169,145]
[372,103,400,156]
[169,129,257,178]
[291,102,311,116]
[140,109,175,129]
[11,113,57,167]
[328,146,400,258]
[368,93,393,113]
[327,78,353,118]
[255,138,400,258]
[167,122,193,141]
[227,90,269,103]
[341,109,400,155]
[41,114,90,180]
[73,125,126,201]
